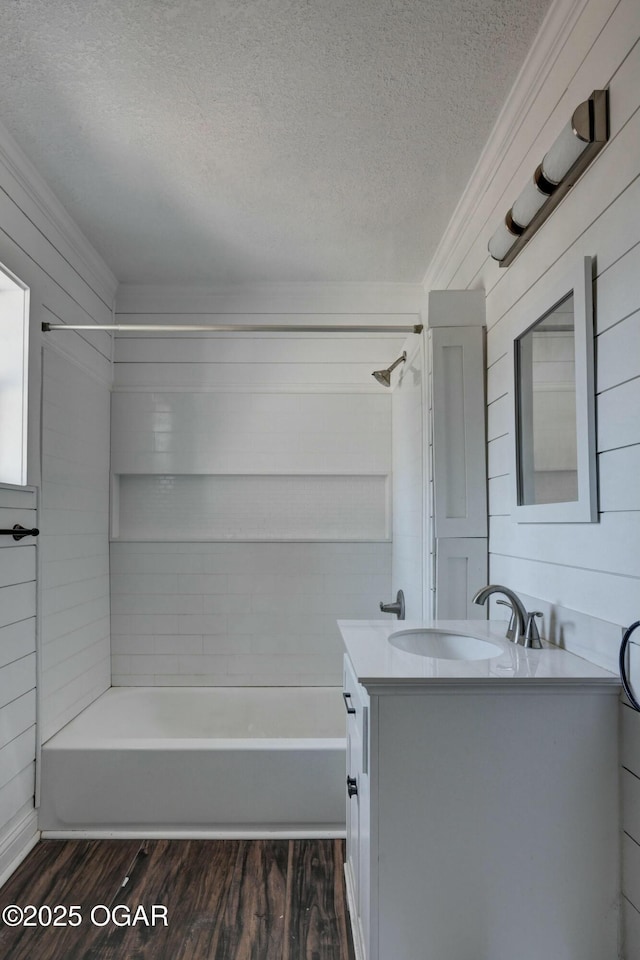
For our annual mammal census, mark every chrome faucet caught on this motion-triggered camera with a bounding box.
[472,584,543,648]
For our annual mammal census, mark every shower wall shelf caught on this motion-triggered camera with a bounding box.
[110,472,390,542]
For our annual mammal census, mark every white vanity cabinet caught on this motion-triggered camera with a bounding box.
[343,654,371,958]
[341,639,620,960]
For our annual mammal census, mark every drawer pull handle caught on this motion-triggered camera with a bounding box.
[342,692,356,715]
[347,776,358,798]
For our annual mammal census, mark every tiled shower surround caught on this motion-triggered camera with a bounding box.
[110,541,391,685]
[110,381,395,687]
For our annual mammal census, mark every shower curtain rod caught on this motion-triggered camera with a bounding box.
[41,322,423,334]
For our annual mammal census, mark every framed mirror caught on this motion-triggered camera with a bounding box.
[510,257,597,523]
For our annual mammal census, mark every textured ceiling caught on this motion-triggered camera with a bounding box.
[0,0,551,284]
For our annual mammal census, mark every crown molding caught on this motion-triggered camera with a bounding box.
[421,0,591,292]
[0,117,118,307]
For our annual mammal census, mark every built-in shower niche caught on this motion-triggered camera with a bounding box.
[110,473,390,541]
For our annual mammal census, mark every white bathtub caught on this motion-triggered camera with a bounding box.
[39,687,346,839]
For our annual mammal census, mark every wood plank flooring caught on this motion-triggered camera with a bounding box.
[0,839,354,960]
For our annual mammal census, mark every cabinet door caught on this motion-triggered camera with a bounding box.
[430,324,487,540]
[357,702,370,958]
[344,656,363,890]
[346,718,361,894]
[344,656,370,957]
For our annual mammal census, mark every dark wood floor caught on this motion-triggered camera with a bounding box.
[0,838,355,960]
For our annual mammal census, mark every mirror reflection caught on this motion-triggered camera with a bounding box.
[515,292,578,505]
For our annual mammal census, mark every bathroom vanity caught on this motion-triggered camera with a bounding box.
[339,619,620,960]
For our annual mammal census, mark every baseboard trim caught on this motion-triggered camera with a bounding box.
[41,826,346,841]
[0,811,39,889]
[344,860,366,960]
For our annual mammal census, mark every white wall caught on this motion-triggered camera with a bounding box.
[110,541,390,685]
[0,117,115,876]
[0,485,37,885]
[622,698,640,956]
[424,0,639,950]
[110,284,420,684]
[40,348,112,740]
[391,338,425,619]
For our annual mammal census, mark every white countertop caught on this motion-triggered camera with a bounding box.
[338,619,619,691]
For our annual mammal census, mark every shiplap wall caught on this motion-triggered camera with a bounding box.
[40,348,112,741]
[0,117,116,878]
[424,0,639,952]
[110,284,420,684]
[0,487,37,884]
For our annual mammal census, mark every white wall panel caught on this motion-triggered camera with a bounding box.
[0,546,35,587]
[624,771,640,851]
[487,434,511,479]
[490,511,640,579]
[599,446,640,512]
[0,766,34,840]
[114,332,408,365]
[435,538,487,619]
[114,360,401,390]
[39,343,111,742]
[488,474,511,516]
[487,354,509,404]
[430,324,487,539]
[0,655,36,711]
[597,312,640,393]
[596,240,640,335]
[111,391,390,476]
[0,110,115,883]
[0,488,37,882]
[391,340,425,619]
[0,619,35,672]
[486,394,510,443]
[598,377,640,453]
[110,542,390,686]
[0,728,36,791]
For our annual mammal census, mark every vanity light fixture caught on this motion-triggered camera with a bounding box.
[488,89,609,267]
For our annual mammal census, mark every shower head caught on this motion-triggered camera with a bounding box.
[372,352,407,388]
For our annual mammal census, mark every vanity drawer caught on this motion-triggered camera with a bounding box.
[343,654,367,719]
[343,654,369,776]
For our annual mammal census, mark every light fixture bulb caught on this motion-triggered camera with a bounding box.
[541,114,592,185]
[487,212,521,261]
[511,166,556,229]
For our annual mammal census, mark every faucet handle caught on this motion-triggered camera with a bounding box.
[379,590,405,620]
[496,599,517,640]
[523,611,543,649]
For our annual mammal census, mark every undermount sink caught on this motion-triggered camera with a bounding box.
[388,628,502,661]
